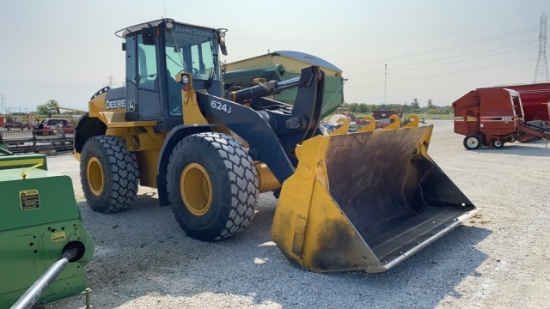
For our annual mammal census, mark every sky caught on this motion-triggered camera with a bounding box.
[0,0,548,112]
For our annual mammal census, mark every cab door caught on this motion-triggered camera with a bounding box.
[125,32,162,121]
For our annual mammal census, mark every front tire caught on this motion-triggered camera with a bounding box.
[80,136,139,213]
[463,134,483,150]
[167,132,258,241]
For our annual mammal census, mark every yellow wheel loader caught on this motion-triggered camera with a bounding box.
[74,18,476,272]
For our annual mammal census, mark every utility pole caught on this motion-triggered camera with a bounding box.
[0,93,5,114]
[384,64,388,104]
[106,75,116,88]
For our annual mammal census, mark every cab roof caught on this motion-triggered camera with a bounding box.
[115,18,219,38]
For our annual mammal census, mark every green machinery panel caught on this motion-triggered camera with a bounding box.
[224,65,344,119]
[0,153,48,171]
[0,164,94,308]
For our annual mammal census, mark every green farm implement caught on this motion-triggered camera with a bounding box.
[0,151,94,308]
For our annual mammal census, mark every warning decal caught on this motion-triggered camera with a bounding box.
[51,232,66,242]
[20,190,40,210]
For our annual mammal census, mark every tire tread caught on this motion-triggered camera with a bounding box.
[81,135,139,213]
[167,132,258,241]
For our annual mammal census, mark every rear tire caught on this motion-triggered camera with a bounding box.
[80,135,139,213]
[463,134,483,150]
[491,138,504,149]
[167,132,258,241]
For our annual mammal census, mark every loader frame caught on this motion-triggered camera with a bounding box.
[74,18,477,273]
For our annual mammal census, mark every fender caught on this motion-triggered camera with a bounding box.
[73,114,107,154]
[156,124,215,206]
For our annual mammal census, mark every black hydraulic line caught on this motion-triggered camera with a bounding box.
[11,248,79,309]
[229,76,301,102]
[523,121,550,132]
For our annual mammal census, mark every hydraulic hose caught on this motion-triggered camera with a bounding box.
[11,247,79,309]
[229,76,301,102]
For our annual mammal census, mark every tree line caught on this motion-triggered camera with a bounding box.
[343,98,453,115]
[2,100,81,118]
[10,98,454,118]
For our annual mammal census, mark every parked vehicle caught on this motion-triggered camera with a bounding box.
[3,116,32,130]
[34,118,75,136]
[453,87,550,149]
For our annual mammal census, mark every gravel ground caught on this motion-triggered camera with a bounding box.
[46,120,549,309]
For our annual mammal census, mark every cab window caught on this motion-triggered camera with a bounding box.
[137,35,158,91]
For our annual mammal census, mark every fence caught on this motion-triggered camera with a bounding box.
[0,129,73,154]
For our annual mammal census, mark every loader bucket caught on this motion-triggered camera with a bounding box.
[272,124,476,272]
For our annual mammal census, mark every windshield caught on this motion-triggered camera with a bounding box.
[164,25,219,82]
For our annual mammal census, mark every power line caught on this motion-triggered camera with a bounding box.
[346,41,538,79]
[324,16,535,58]
[341,27,538,69]
[392,58,533,84]
[347,57,534,88]
[392,45,536,75]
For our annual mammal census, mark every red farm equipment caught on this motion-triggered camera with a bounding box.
[506,83,550,122]
[453,87,550,150]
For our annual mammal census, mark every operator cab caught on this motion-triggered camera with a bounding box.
[116,19,227,130]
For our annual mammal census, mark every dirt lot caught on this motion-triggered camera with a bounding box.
[50,120,549,308]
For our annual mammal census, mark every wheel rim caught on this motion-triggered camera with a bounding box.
[467,137,479,148]
[180,163,213,216]
[87,157,104,196]
[494,140,502,148]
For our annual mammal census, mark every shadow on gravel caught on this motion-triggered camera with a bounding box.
[319,225,493,307]
[65,194,491,309]
[470,144,550,157]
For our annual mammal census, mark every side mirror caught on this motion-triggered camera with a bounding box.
[142,27,155,45]
[217,28,228,56]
